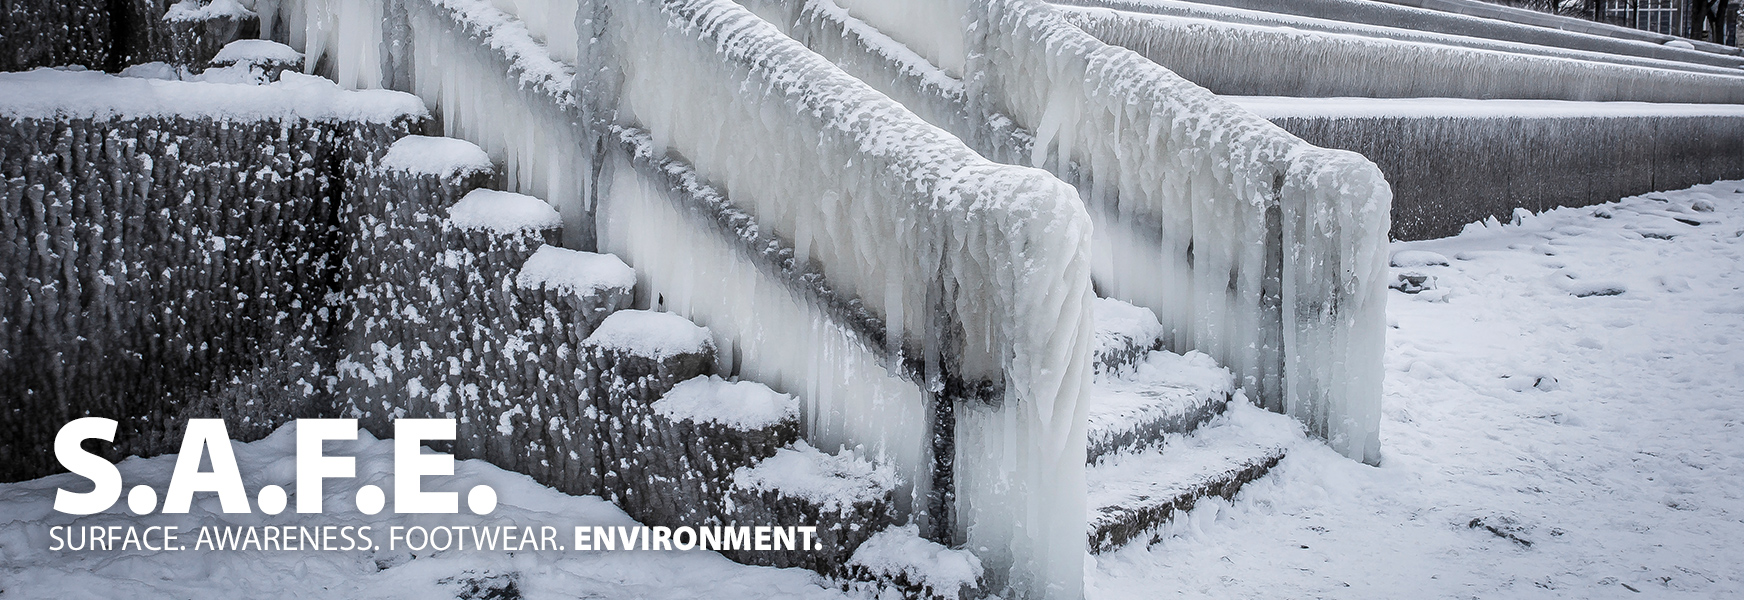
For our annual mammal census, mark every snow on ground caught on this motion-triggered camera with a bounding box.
[1091,180,1744,598]
[3,180,1740,598]
[0,425,851,599]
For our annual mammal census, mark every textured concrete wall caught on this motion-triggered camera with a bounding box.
[0,0,256,71]
[1269,114,1744,240]
[0,115,418,481]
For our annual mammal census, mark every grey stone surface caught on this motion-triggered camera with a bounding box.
[0,114,418,481]
[1271,114,1744,240]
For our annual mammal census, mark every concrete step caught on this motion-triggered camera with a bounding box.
[1087,348,1234,464]
[1085,401,1300,553]
[1092,297,1166,377]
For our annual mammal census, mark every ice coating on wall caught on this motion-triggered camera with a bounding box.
[596,148,935,520]
[971,0,1386,465]
[598,1,1094,596]
[766,0,1386,465]
[824,0,968,78]
[278,0,595,249]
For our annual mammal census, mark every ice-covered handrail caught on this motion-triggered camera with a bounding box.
[800,0,1386,464]
[1061,6,1744,104]
[968,0,1387,465]
[596,0,1093,595]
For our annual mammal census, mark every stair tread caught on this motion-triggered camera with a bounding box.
[1087,349,1234,462]
[1085,402,1302,552]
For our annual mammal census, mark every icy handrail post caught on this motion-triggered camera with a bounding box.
[580,0,1094,596]
[951,0,1389,463]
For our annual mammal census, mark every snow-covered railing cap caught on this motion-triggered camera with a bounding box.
[381,135,496,180]
[210,39,304,68]
[513,246,637,295]
[653,375,800,431]
[732,441,900,512]
[445,189,562,235]
[584,310,715,360]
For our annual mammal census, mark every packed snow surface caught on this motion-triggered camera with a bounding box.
[445,189,563,235]
[653,375,800,431]
[731,442,899,512]
[379,135,495,179]
[0,69,425,122]
[1089,180,1744,598]
[210,39,304,66]
[512,246,637,296]
[584,310,714,360]
[0,423,854,599]
[1087,350,1234,441]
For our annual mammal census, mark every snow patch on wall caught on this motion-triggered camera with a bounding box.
[514,245,638,296]
[586,310,716,361]
[380,135,496,179]
[654,375,800,431]
[733,441,900,512]
[447,189,564,234]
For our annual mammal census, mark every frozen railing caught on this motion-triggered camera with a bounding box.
[280,0,596,248]
[592,1,1094,596]
[275,0,1095,596]
[771,0,1389,465]
[1059,6,1744,103]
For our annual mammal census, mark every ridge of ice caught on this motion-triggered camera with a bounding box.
[653,375,800,431]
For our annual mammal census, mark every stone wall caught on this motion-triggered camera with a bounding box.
[0,114,419,481]
[0,0,256,72]
[1270,114,1744,240]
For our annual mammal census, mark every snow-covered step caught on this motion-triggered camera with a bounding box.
[727,440,900,574]
[1093,297,1166,377]
[1087,349,1235,464]
[1085,402,1301,553]
[841,525,987,600]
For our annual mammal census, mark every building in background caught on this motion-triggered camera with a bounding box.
[1481,0,1739,45]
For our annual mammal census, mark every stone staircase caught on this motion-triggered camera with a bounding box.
[1083,297,1297,553]
[341,131,975,589]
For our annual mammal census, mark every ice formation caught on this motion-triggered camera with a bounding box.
[239,0,1392,594]
[597,2,1095,595]
[1061,6,1744,103]
[1054,0,1744,78]
[778,0,1387,466]
[653,375,801,430]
